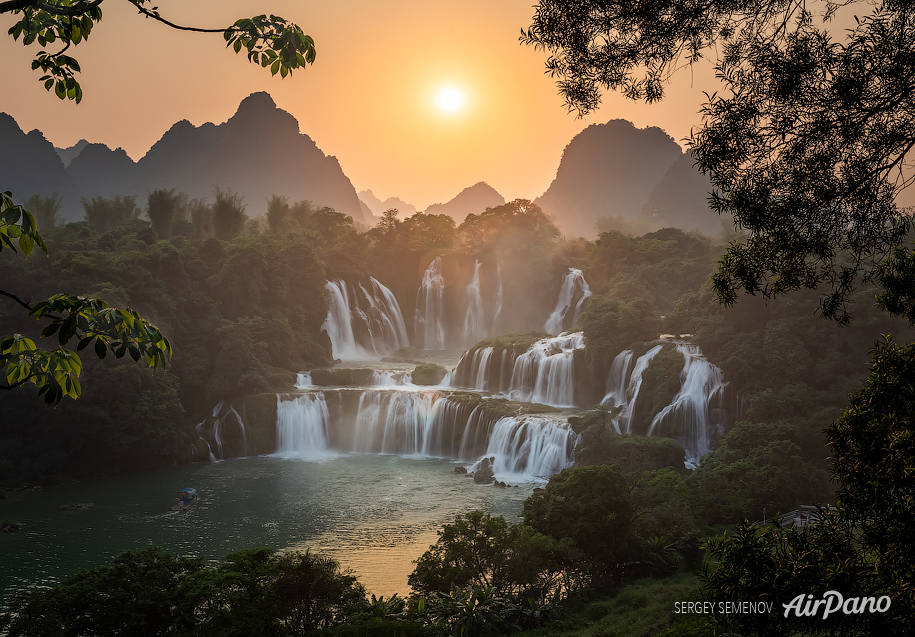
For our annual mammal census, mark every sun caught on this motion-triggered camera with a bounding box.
[434,86,466,114]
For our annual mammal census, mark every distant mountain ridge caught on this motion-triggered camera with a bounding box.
[0,92,366,223]
[535,120,684,238]
[358,190,418,219]
[424,182,505,223]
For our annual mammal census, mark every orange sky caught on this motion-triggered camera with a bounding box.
[0,1,717,209]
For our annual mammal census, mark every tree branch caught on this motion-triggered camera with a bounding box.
[129,2,233,34]
[0,289,33,312]
[0,0,103,16]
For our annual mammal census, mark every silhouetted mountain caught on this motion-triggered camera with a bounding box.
[0,113,84,221]
[358,189,418,219]
[55,139,90,167]
[128,92,365,221]
[424,182,504,223]
[67,143,138,200]
[639,151,726,236]
[535,120,682,237]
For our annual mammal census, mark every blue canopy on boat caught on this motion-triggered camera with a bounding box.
[178,488,197,495]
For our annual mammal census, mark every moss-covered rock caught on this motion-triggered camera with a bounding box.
[575,419,686,473]
[411,363,448,385]
[309,368,374,386]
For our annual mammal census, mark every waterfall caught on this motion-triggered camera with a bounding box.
[508,333,585,407]
[295,372,313,388]
[275,393,332,460]
[648,344,728,468]
[614,345,664,434]
[461,260,487,348]
[544,268,592,334]
[323,281,361,359]
[194,420,217,462]
[322,278,409,359]
[352,390,443,455]
[469,416,576,480]
[491,262,503,336]
[451,333,585,407]
[414,257,446,350]
[601,350,633,408]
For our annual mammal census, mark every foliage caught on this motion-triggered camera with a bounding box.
[82,194,141,234]
[524,0,915,325]
[409,511,565,603]
[574,421,684,473]
[0,546,365,637]
[2,1,315,104]
[212,188,247,241]
[23,193,63,231]
[522,465,634,589]
[146,188,187,240]
[1,190,47,256]
[579,294,660,383]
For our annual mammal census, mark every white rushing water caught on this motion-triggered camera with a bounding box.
[509,333,585,407]
[601,350,633,408]
[323,278,409,360]
[295,371,313,388]
[461,260,487,348]
[491,262,503,336]
[649,344,728,468]
[544,268,592,335]
[272,388,577,482]
[611,344,664,434]
[414,257,446,350]
[275,393,333,460]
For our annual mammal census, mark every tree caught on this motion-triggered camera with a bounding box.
[82,193,141,233]
[1,0,316,104]
[146,188,186,240]
[522,465,634,588]
[23,193,63,230]
[523,0,915,325]
[211,188,247,241]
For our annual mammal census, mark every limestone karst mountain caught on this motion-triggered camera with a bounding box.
[0,113,83,221]
[424,182,505,223]
[534,120,684,238]
[358,189,418,219]
[1,92,366,224]
[639,151,727,236]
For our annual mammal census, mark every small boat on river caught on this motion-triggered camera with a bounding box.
[170,488,200,511]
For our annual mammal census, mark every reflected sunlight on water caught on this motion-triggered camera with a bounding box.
[0,454,533,601]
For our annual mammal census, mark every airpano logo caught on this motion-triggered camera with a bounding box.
[782,592,891,619]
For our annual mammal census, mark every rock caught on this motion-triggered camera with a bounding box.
[410,363,448,386]
[453,466,468,474]
[533,487,544,493]
[473,465,495,485]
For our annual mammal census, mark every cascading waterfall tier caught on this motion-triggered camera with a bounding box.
[604,345,663,434]
[461,260,487,348]
[414,257,446,350]
[544,268,592,334]
[452,333,586,407]
[648,344,728,469]
[272,387,577,481]
[195,401,251,460]
[323,278,408,360]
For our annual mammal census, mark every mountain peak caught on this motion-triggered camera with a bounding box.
[236,91,277,114]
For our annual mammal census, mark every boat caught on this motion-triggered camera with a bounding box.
[170,488,200,511]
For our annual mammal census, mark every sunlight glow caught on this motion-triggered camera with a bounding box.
[434,86,466,114]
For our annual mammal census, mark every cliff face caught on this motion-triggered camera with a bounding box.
[424,182,505,223]
[640,151,727,236]
[535,120,683,238]
[0,113,84,221]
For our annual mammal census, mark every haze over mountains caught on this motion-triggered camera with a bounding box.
[1,93,723,235]
[0,93,365,224]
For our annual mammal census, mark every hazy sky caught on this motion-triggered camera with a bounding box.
[0,1,717,209]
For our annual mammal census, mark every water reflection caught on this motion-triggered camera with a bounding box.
[0,455,532,600]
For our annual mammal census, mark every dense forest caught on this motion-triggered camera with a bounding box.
[2,189,911,635]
